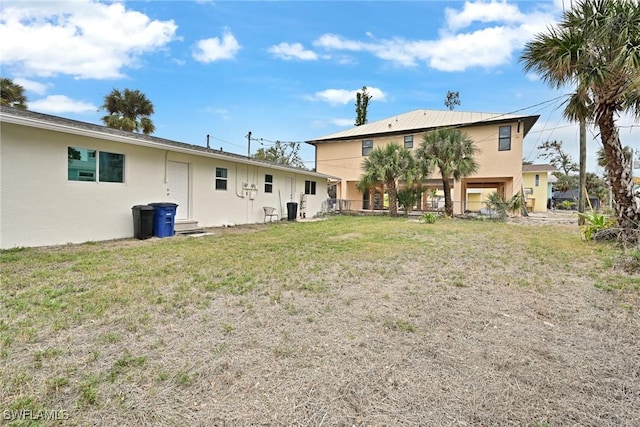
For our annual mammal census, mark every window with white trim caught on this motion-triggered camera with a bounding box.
[535,174,540,187]
[264,174,273,193]
[215,167,228,190]
[305,180,316,195]
[404,135,413,149]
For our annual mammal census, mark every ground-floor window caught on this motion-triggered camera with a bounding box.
[215,167,228,190]
[305,180,316,195]
[68,146,124,183]
[264,174,273,193]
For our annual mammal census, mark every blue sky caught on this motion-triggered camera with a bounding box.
[1,0,638,172]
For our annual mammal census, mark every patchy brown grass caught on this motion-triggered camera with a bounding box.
[1,215,639,426]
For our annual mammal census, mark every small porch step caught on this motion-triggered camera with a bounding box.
[174,220,205,235]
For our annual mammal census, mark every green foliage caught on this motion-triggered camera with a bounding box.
[444,90,461,110]
[0,77,28,109]
[538,140,578,176]
[100,88,155,134]
[360,142,416,217]
[254,141,306,169]
[558,200,574,210]
[578,211,614,240]
[396,186,422,215]
[484,192,523,220]
[422,212,437,224]
[521,0,640,226]
[355,86,371,126]
[416,129,478,217]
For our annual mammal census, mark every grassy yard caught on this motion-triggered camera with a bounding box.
[1,215,639,426]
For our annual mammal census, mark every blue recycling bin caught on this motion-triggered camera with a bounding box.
[149,203,178,238]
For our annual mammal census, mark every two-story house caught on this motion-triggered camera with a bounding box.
[307,109,539,215]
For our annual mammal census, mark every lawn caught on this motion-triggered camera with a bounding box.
[1,215,639,426]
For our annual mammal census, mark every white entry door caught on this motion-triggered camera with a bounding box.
[168,161,189,220]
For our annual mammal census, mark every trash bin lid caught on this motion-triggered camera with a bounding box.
[132,205,154,211]
[149,202,178,207]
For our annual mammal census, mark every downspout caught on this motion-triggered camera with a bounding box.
[164,151,169,184]
[235,163,245,198]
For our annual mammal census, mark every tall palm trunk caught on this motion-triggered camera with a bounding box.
[386,178,398,217]
[442,175,453,217]
[596,106,639,228]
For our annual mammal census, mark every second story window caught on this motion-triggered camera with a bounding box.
[535,174,540,187]
[498,126,511,151]
[404,135,413,149]
[362,140,373,156]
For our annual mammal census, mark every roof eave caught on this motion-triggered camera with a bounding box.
[1,109,333,179]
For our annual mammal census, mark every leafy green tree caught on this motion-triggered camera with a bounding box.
[0,78,28,109]
[444,91,461,111]
[521,0,640,228]
[415,129,478,217]
[355,86,371,126]
[537,140,577,176]
[360,142,416,217]
[101,88,155,134]
[254,141,306,169]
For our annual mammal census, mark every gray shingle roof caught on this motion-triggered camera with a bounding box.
[522,163,558,173]
[306,109,539,143]
[0,105,334,178]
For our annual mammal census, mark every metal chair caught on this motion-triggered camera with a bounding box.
[263,206,278,223]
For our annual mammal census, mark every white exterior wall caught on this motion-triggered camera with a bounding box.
[0,121,327,248]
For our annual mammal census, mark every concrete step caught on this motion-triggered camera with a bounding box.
[174,220,205,235]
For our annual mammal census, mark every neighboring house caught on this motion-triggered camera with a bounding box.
[522,163,558,212]
[0,106,331,248]
[307,109,539,214]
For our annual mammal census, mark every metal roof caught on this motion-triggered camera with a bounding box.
[306,109,539,144]
[0,106,336,180]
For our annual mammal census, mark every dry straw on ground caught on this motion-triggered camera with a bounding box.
[1,214,639,426]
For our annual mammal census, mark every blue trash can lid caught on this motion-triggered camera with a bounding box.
[149,202,178,207]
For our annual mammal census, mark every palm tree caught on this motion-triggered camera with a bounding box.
[360,142,416,217]
[0,78,28,109]
[356,173,378,211]
[415,128,478,217]
[520,0,640,229]
[101,88,155,134]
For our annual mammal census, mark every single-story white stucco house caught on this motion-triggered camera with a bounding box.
[0,106,333,249]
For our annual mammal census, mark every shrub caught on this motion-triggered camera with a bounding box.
[484,192,523,220]
[577,211,614,240]
[422,212,437,224]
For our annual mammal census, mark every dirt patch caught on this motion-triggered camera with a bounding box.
[2,217,638,426]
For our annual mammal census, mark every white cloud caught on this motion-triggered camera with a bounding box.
[268,42,318,61]
[311,87,387,105]
[13,77,48,95]
[0,0,178,79]
[193,29,241,63]
[330,118,354,127]
[525,73,541,82]
[312,2,561,71]
[444,0,526,31]
[204,106,231,120]
[29,95,97,114]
